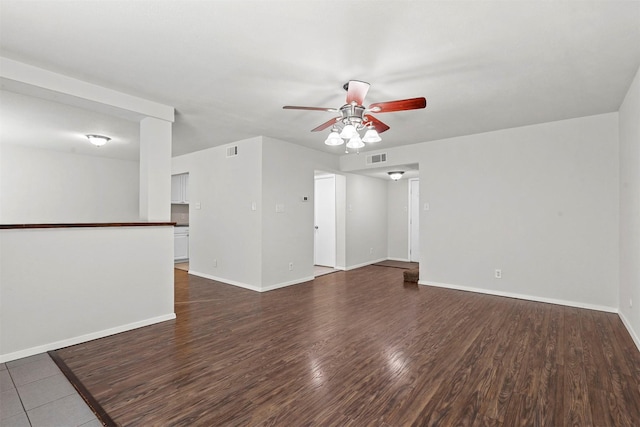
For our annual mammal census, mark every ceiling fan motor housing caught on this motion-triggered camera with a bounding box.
[340,103,366,129]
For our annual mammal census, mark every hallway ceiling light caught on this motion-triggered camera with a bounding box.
[86,134,111,147]
[388,171,404,181]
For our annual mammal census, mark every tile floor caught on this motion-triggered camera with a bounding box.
[174,261,189,271]
[1,353,101,427]
[177,263,337,278]
[314,265,339,277]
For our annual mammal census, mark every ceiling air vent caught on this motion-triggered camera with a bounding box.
[226,145,238,157]
[366,153,387,165]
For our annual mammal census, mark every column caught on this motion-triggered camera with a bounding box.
[140,117,172,221]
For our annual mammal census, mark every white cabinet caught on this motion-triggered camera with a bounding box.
[171,173,189,204]
[174,227,189,261]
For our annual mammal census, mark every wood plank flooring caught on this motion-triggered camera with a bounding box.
[54,266,640,426]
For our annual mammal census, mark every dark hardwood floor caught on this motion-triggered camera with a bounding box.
[54,266,640,426]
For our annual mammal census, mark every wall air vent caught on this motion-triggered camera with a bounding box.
[226,145,238,157]
[366,153,387,165]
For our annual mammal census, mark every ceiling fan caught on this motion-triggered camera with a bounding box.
[283,80,426,152]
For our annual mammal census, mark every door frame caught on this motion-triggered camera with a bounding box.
[314,172,337,268]
[408,178,420,262]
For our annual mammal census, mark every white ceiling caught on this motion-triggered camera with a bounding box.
[1,0,639,161]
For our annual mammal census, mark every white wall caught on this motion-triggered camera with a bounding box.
[0,144,139,223]
[335,174,347,270]
[345,173,388,268]
[619,65,640,348]
[261,138,338,289]
[387,179,409,261]
[172,136,340,291]
[341,113,620,311]
[0,63,176,363]
[0,226,175,362]
[173,137,264,289]
[419,113,619,311]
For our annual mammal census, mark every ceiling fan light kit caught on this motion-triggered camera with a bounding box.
[346,135,365,149]
[362,126,382,143]
[324,129,344,146]
[283,80,426,153]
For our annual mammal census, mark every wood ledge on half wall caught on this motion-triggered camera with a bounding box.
[0,222,177,230]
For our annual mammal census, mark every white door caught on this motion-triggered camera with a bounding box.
[314,175,336,267]
[409,179,420,262]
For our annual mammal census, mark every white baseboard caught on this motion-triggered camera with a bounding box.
[262,276,315,292]
[189,270,262,292]
[419,280,618,314]
[387,257,412,262]
[189,270,314,293]
[344,258,388,271]
[0,313,176,363]
[618,312,640,352]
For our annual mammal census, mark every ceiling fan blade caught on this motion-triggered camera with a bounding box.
[283,106,338,112]
[345,80,370,105]
[311,117,340,132]
[368,97,427,113]
[364,115,390,133]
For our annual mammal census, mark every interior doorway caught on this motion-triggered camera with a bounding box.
[314,173,336,269]
[409,178,420,262]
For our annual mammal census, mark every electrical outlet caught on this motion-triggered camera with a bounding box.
[370,247,374,255]
[495,269,502,279]
[213,259,217,267]
[630,299,633,308]
[289,262,294,271]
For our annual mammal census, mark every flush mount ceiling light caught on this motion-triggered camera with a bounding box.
[86,134,111,147]
[388,171,404,181]
[284,80,426,153]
